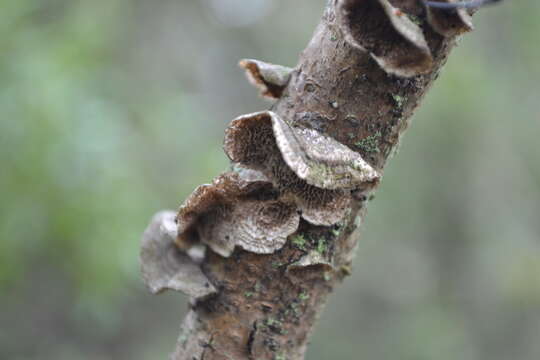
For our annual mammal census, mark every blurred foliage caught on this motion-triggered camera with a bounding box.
[0,0,539,359]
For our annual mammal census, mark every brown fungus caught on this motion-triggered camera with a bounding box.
[337,0,433,77]
[268,152,353,226]
[223,111,277,171]
[176,171,300,257]
[291,185,352,226]
[140,211,217,299]
[425,0,474,36]
[239,59,293,99]
[224,111,378,226]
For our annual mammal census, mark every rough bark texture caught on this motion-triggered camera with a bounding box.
[141,1,477,359]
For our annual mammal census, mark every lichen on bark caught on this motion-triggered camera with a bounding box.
[140,0,477,358]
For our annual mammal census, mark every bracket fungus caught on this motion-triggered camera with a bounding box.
[239,59,293,99]
[287,250,334,273]
[176,171,300,257]
[224,111,379,226]
[425,0,474,36]
[225,111,380,191]
[287,182,353,227]
[272,115,380,190]
[223,111,277,171]
[140,211,217,299]
[337,0,433,77]
[286,250,335,283]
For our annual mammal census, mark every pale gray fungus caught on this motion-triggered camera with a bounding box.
[272,113,380,190]
[225,111,380,191]
[140,211,217,299]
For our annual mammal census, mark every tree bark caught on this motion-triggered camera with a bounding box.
[141,1,477,359]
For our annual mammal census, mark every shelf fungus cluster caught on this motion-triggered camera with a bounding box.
[175,108,380,256]
[174,108,380,257]
[140,106,380,298]
[140,0,476,303]
[224,111,380,226]
[336,0,474,77]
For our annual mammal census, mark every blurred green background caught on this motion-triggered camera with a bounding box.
[1,0,539,359]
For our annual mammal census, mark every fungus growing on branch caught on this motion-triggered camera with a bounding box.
[337,0,433,77]
[224,111,380,226]
[425,0,474,36]
[239,59,293,99]
[140,211,217,299]
[176,171,300,257]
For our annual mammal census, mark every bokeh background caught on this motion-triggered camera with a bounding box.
[1,0,539,359]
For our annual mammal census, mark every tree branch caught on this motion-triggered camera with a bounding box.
[140,1,479,359]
